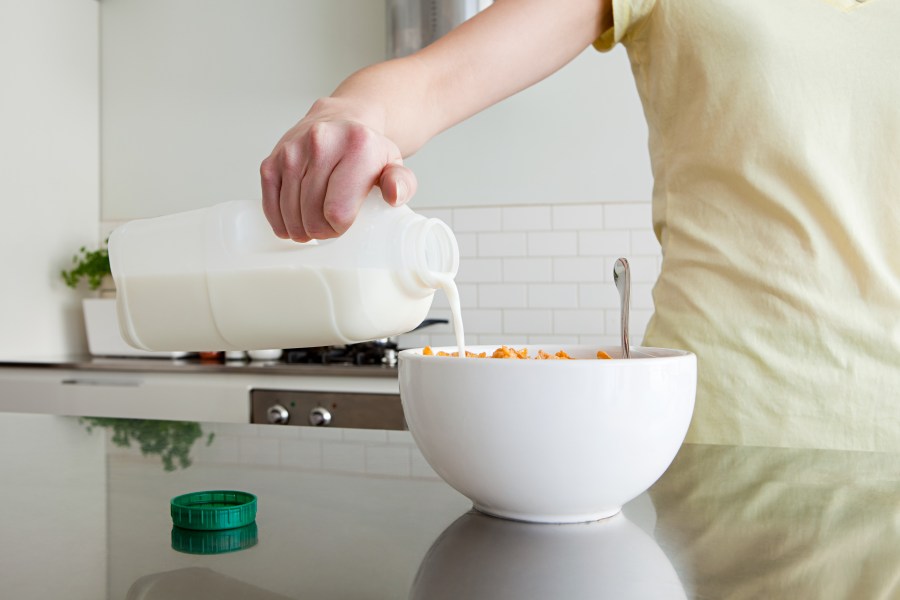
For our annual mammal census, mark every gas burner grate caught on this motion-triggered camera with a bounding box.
[282,341,398,367]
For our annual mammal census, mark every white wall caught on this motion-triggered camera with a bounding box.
[406,46,652,207]
[101,0,388,219]
[0,0,100,356]
[100,0,652,219]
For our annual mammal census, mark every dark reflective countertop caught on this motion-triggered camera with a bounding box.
[1,413,897,599]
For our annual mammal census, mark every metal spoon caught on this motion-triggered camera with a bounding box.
[613,258,631,359]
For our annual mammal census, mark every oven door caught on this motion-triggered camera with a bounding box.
[250,389,406,430]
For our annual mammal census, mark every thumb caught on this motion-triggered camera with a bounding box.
[379,161,418,207]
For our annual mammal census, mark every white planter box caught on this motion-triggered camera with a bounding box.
[82,298,187,358]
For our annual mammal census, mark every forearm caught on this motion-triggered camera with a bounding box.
[310,0,612,157]
[324,55,439,156]
[262,0,611,241]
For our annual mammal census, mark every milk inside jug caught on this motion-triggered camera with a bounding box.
[107,190,459,352]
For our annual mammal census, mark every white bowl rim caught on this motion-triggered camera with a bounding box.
[399,344,694,362]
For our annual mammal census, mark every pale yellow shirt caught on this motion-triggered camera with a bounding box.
[595,0,900,451]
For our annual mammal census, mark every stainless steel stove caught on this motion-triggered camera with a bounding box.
[250,388,406,430]
[250,319,446,431]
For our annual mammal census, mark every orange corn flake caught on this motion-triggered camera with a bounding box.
[422,345,612,360]
[492,345,529,359]
[423,346,488,358]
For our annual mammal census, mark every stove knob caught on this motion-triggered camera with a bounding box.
[309,406,332,426]
[266,404,290,425]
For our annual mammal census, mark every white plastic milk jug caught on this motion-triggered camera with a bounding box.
[107,190,459,352]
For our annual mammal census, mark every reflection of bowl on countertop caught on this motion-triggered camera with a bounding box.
[399,345,696,523]
[410,507,686,600]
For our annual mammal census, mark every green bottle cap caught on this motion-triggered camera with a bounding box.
[170,490,257,531]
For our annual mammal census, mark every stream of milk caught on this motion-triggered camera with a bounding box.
[434,274,466,357]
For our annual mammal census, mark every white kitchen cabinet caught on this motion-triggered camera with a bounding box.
[1,0,100,357]
[0,367,398,424]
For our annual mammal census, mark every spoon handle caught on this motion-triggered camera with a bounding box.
[614,258,631,359]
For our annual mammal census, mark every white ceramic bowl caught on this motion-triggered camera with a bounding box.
[399,345,696,523]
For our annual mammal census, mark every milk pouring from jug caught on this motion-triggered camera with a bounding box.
[107,190,459,351]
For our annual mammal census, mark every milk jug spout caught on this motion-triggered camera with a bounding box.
[108,190,459,352]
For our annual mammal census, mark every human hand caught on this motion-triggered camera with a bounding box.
[260,111,417,242]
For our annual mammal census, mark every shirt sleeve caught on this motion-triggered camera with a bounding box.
[593,0,659,51]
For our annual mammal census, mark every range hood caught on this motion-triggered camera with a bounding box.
[387,0,493,58]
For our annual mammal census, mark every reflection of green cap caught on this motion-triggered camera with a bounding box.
[171,522,258,555]
[170,490,257,531]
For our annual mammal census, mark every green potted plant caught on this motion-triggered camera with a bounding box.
[61,243,114,296]
[62,241,125,356]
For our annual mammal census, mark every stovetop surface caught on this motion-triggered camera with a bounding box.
[0,350,399,378]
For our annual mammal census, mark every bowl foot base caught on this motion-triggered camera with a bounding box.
[472,504,622,524]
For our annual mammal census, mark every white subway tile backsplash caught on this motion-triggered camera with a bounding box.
[580,335,620,347]
[631,309,654,338]
[632,282,656,310]
[553,310,606,335]
[604,203,651,229]
[453,207,502,232]
[578,283,620,309]
[527,283,578,308]
[454,232,478,258]
[630,229,661,255]
[418,208,454,224]
[552,205,604,230]
[459,309,503,333]
[502,206,552,231]
[527,231,578,257]
[456,258,503,283]
[527,334,579,345]
[478,232,527,257]
[553,257,606,282]
[503,258,553,282]
[410,197,661,347]
[504,310,553,334]
[429,333,462,347]
[479,284,527,308]
[457,283,478,308]
[578,230,631,256]
[477,334,529,346]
